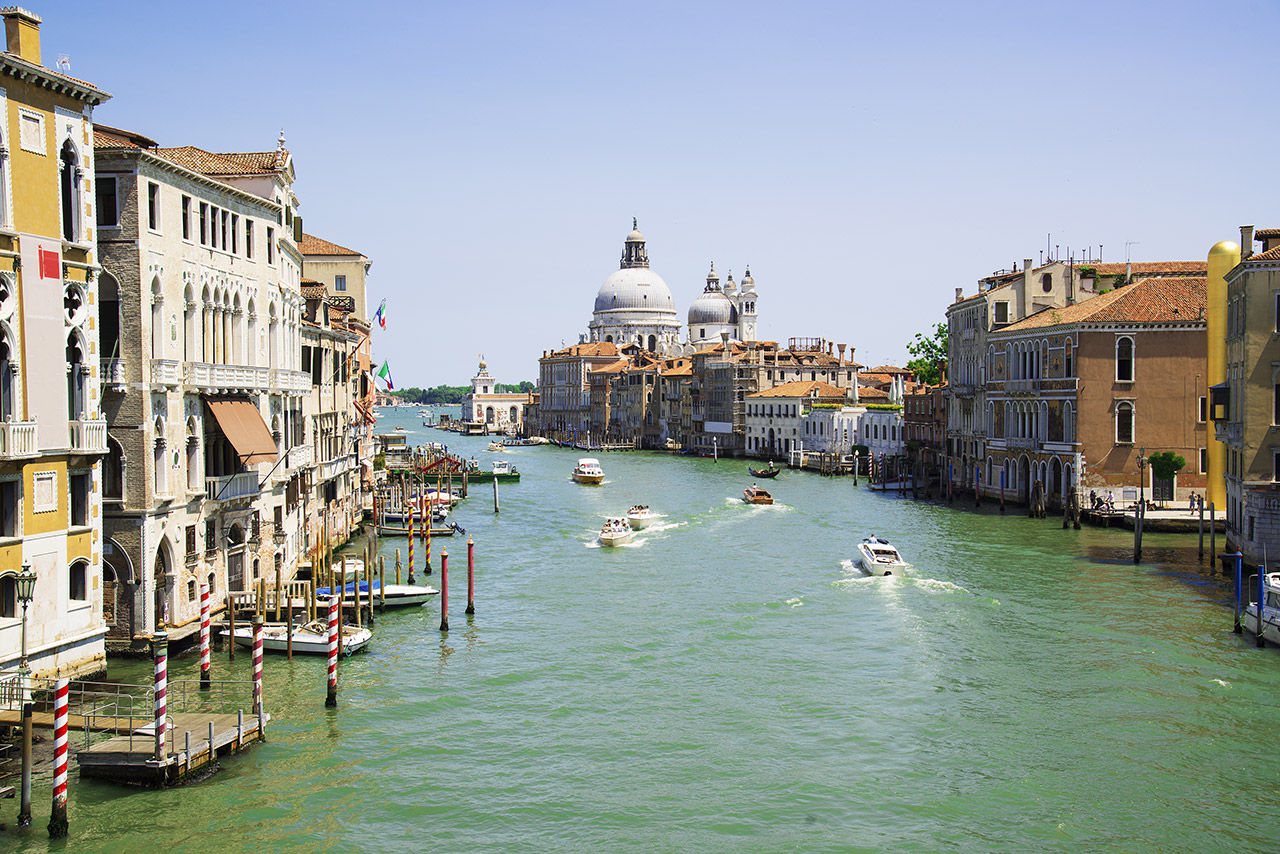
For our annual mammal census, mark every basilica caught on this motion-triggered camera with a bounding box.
[585,221,758,356]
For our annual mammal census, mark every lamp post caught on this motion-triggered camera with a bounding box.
[1138,447,1147,511]
[15,562,36,827]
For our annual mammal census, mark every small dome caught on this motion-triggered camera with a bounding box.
[688,289,737,326]
[741,267,755,290]
[627,228,645,243]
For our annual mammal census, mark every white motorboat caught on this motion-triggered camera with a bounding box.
[223,620,372,655]
[1243,571,1280,644]
[855,536,911,576]
[599,517,633,546]
[573,457,605,484]
[487,441,505,452]
[625,505,659,529]
[316,578,440,608]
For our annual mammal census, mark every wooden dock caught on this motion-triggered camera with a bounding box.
[76,710,269,787]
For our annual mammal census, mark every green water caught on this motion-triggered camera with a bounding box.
[7,411,1280,853]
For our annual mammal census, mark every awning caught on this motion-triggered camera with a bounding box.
[206,399,278,465]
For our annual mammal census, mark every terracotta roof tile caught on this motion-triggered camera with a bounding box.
[1085,261,1205,276]
[1254,228,1280,240]
[998,277,1206,332]
[1247,245,1280,262]
[858,386,890,400]
[154,145,286,177]
[301,284,326,299]
[299,233,363,256]
[748,380,847,399]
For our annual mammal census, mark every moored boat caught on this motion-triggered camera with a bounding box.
[316,579,440,608]
[855,536,911,576]
[599,517,634,546]
[625,505,659,529]
[742,485,773,505]
[223,620,372,655]
[748,463,781,478]
[573,457,605,484]
[1243,571,1280,644]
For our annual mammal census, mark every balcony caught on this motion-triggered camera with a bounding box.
[318,453,357,483]
[285,443,313,471]
[150,359,181,388]
[205,471,260,502]
[0,420,38,459]
[101,357,127,390]
[1006,437,1039,450]
[1215,421,1242,445]
[185,362,271,393]
[69,418,108,454]
[270,368,310,392]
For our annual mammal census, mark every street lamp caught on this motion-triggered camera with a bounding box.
[15,562,36,827]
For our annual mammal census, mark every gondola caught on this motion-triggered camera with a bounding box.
[748,464,780,479]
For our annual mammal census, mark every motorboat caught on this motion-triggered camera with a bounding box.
[742,485,773,505]
[316,579,440,608]
[487,441,505,452]
[625,505,659,529]
[748,462,781,478]
[573,458,605,484]
[223,620,372,655]
[599,517,633,546]
[1243,571,1280,644]
[855,536,911,576]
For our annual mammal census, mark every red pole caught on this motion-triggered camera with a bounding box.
[199,581,211,690]
[466,536,475,615]
[439,547,449,632]
[325,595,338,708]
[252,616,264,718]
[425,492,433,573]
[47,678,69,838]
[407,487,415,584]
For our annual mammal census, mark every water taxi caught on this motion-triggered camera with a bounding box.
[742,485,773,505]
[599,517,633,546]
[626,505,659,529]
[855,536,911,576]
[573,458,605,484]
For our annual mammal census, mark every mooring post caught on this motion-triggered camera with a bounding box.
[153,631,169,764]
[18,661,31,826]
[425,494,433,574]
[379,556,386,612]
[1233,550,1244,634]
[198,581,211,690]
[1198,500,1205,560]
[439,547,450,632]
[325,595,339,708]
[395,547,402,585]
[1134,501,1143,564]
[47,678,69,838]
[407,498,416,584]
[252,616,264,725]
[466,536,475,615]
[208,720,215,764]
[493,477,500,513]
[1258,567,1267,648]
[274,566,282,622]
[1210,503,1217,562]
[228,595,236,662]
[353,557,363,628]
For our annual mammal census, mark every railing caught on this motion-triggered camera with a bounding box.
[1006,437,1039,450]
[0,419,38,458]
[206,471,260,502]
[150,359,182,387]
[286,443,313,470]
[318,453,356,482]
[1215,421,1242,444]
[70,418,108,453]
[101,357,127,387]
[185,362,271,392]
[270,368,311,392]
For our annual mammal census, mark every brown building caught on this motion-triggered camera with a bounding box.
[986,276,1208,508]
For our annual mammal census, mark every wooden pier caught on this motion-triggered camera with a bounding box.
[77,709,268,787]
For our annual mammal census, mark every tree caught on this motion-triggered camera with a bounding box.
[905,321,947,384]
[1147,451,1185,482]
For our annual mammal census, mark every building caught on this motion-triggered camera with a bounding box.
[587,221,682,354]
[94,125,308,649]
[987,275,1208,508]
[686,263,758,348]
[536,341,620,438]
[744,381,850,458]
[1218,227,1280,563]
[0,8,112,678]
[461,356,526,430]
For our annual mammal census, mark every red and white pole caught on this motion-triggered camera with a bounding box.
[47,678,69,838]
[325,595,338,708]
[153,631,168,763]
[439,547,449,632]
[199,581,211,690]
[465,536,475,615]
[251,615,264,718]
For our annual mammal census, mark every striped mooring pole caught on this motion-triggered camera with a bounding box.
[199,582,211,690]
[439,547,449,632]
[252,616,264,719]
[466,536,475,615]
[153,631,169,763]
[325,595,339,708]
[47,678,69,838]
[407,493,416,584]
[425,493,433,573]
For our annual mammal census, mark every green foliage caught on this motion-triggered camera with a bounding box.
[864,403,903,411]
[1076,265,1097,278]
[391,381,534,404]
[373,452,386,471]
[906,321,947,384]
[1148,451,1186,481]
[810,403,844,410]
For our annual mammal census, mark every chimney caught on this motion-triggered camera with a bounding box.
[828,341,833,356]
[3,7,41,64]
[837,343,846,362]
[955,287,964,302]
[1241,225,1255,261]
[937,359,947,383]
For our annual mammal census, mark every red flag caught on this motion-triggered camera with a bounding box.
[39,247,59,279]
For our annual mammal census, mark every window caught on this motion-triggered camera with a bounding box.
[1275,293,1280,333]
[1274,384,1280,426]
[186,524,197,557]
[69,472,89,527]
[147,182,159,231]
[0,479,17,537]
[994,302,1009,324]
[0,574,15,618]
[1199,395,1207,423]
[334,275,347,292]
[96,176,118,226]
[181,195,191,240]
[1116,336,1134,382]
[69,561,87,601]
[187,578,196,602]
[231,214,239,254]
[205,519,216,554]
[1041,273,1052,293]
[267,226,275,264]
[33,470,57,513]
[245,220,254,259]
[1200,447,1208,474]
[199,202,209,245]
[221,210,229,249]
[19,109,45,154]
[1116,401,1134,444]
[59,140,80,241]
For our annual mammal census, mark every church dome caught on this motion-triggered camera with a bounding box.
[594,267,677,314]
[688,288,736,326]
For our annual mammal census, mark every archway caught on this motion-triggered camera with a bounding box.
[1050,457,1063,504]
[153,539,172,629]
[104,538,134,638]
[1019,455,1031,504]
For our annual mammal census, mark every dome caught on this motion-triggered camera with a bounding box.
[688,288,737,326]
[741,267,755,292]
[594,267,677,314]
[626,228,645,243]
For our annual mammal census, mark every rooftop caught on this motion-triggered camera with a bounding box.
[998,276,1206,332]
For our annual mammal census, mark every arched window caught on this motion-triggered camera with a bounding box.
[1116,401,1134,444]
[0,326,13,421]
[1064,339,1073,377]
[69,559,88,601]
[60,139,81,242]
[1041,273,1053,293]
[150,277,164,359]
[105,438,124,500]
[1116,336,1134,382]
[66,332,86,419]
[99,273,121,360]
[647,335,656,351]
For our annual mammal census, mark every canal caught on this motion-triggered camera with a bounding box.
[8,408,1280,853]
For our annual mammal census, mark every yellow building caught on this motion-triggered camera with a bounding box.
[0,8,111,679]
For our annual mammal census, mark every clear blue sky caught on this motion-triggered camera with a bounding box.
[50,0,1280,385]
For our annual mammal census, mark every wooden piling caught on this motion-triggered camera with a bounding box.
[152,631,169,762]
[251,616,264,717]
[1198,500,1205,560]
[493,477,500,513]
[466,537,475,615]
[1133,501,1143,564]
[379,556,386,611]
[1210,503,1216,562]
[199,582,211,690]
[1258,569,1266,648]
[395,547,401,585]
[228,598,236,662]
[440,547,449,632]
[274,566,282,622]
[1233,551,1243,634]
